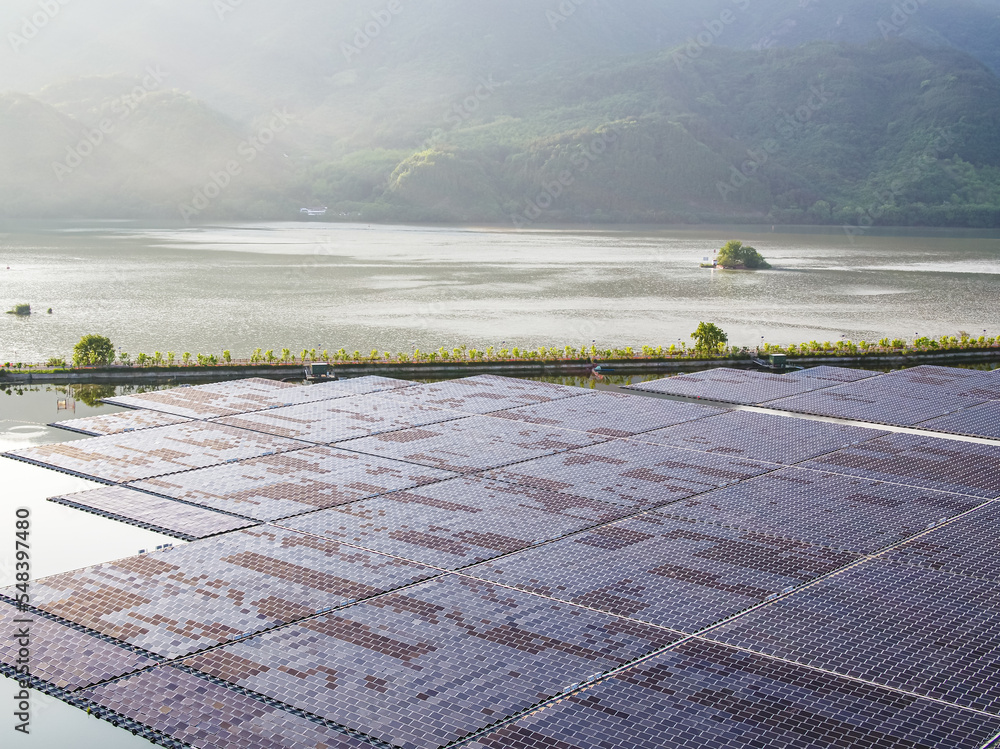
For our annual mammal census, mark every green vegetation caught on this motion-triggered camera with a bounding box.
[691,323,730,354]
[9,330,996,376]
[715,242,771,270]
[72,334,115,367]
[6,304,31,316]
[2,3,1000,226]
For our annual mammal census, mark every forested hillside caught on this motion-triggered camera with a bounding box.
[1,0,998,224]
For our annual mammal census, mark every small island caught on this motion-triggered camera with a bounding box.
[5,303,31,316]
[702,240,772,270]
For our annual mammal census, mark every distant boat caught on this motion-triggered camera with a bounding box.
[299,206,328,217]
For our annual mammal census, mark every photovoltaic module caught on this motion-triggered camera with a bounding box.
[4,370,1000,749]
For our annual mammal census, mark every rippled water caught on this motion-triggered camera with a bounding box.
[1,221,999,363]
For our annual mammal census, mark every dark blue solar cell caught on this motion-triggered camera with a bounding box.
[463,639,1000,749]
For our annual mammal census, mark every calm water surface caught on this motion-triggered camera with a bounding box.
[1,222,999,362]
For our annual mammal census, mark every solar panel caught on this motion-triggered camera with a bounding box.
[0,600,156,691]
[657,468,984,554]
[48,485,256,540]
[130,446,457,521]
[485,440,776,510]
[884,502,1000,583]
[81,667,377,749]
[874,365,1000,400]
[465,513,860,632]
[335,415,608,473]
[636,410,884,465]
[765,381,988,426]
[2,422,311,484]
[215,391,466,443]
[382,374,588,414]
[463,639,1000,749]
[918,401,1000,439]
[709,559,1000,715]
[50,409,193,436]
[489,391,725,437]
[280,475,633,569]
[183,575,682,749]
[626,367,832,405]
[786,365,881,383]
[4,526,439,659]
[276,375,418,406]
[802,432,1000,499]
[104,378,300,418]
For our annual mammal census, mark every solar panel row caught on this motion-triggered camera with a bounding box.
[47,485,256,540]
[631,365,1000,440]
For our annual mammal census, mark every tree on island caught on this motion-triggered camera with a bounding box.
[691,322,728,354]
[73,334,115,366]
[716,240,771,269]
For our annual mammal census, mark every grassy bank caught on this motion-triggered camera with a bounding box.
[3,335,998,386]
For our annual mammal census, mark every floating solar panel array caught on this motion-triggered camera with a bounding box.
[485,439,776,509]
[7,371,1000,749]
[625,367,840,405]
[3,421,311,483]
[786,364,882,384]
[50,409,194,436]
[281,475,632,569]
[918,400,1000,438]
[182,576,683,749]
[463,639,1000,749]
[48,485,255,540]
[465,513,860,631]
[103,377,302,418]
[337,414,608,473]
[490,391,724,437]
[3,526,439,659]
[215,390,464,444]
[0,600,156,691]
[381,374,587,414]
[802,431,1000,499]
[709,559,1000,714]
[632,364,1000,439]
[132,446,458,521]
[658,467,984,553]
[884,501,1000,582]
[82,667,377,749]
[635,409,884,465]
[766,375,989,426]
[102,375,417,419]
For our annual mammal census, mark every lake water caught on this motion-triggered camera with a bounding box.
[1,221,999,363]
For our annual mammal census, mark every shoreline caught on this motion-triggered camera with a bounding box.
[3,349,998,386]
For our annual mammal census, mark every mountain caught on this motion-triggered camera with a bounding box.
[0,0,999,224]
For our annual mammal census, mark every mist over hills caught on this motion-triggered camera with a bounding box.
[1,0,999,225]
